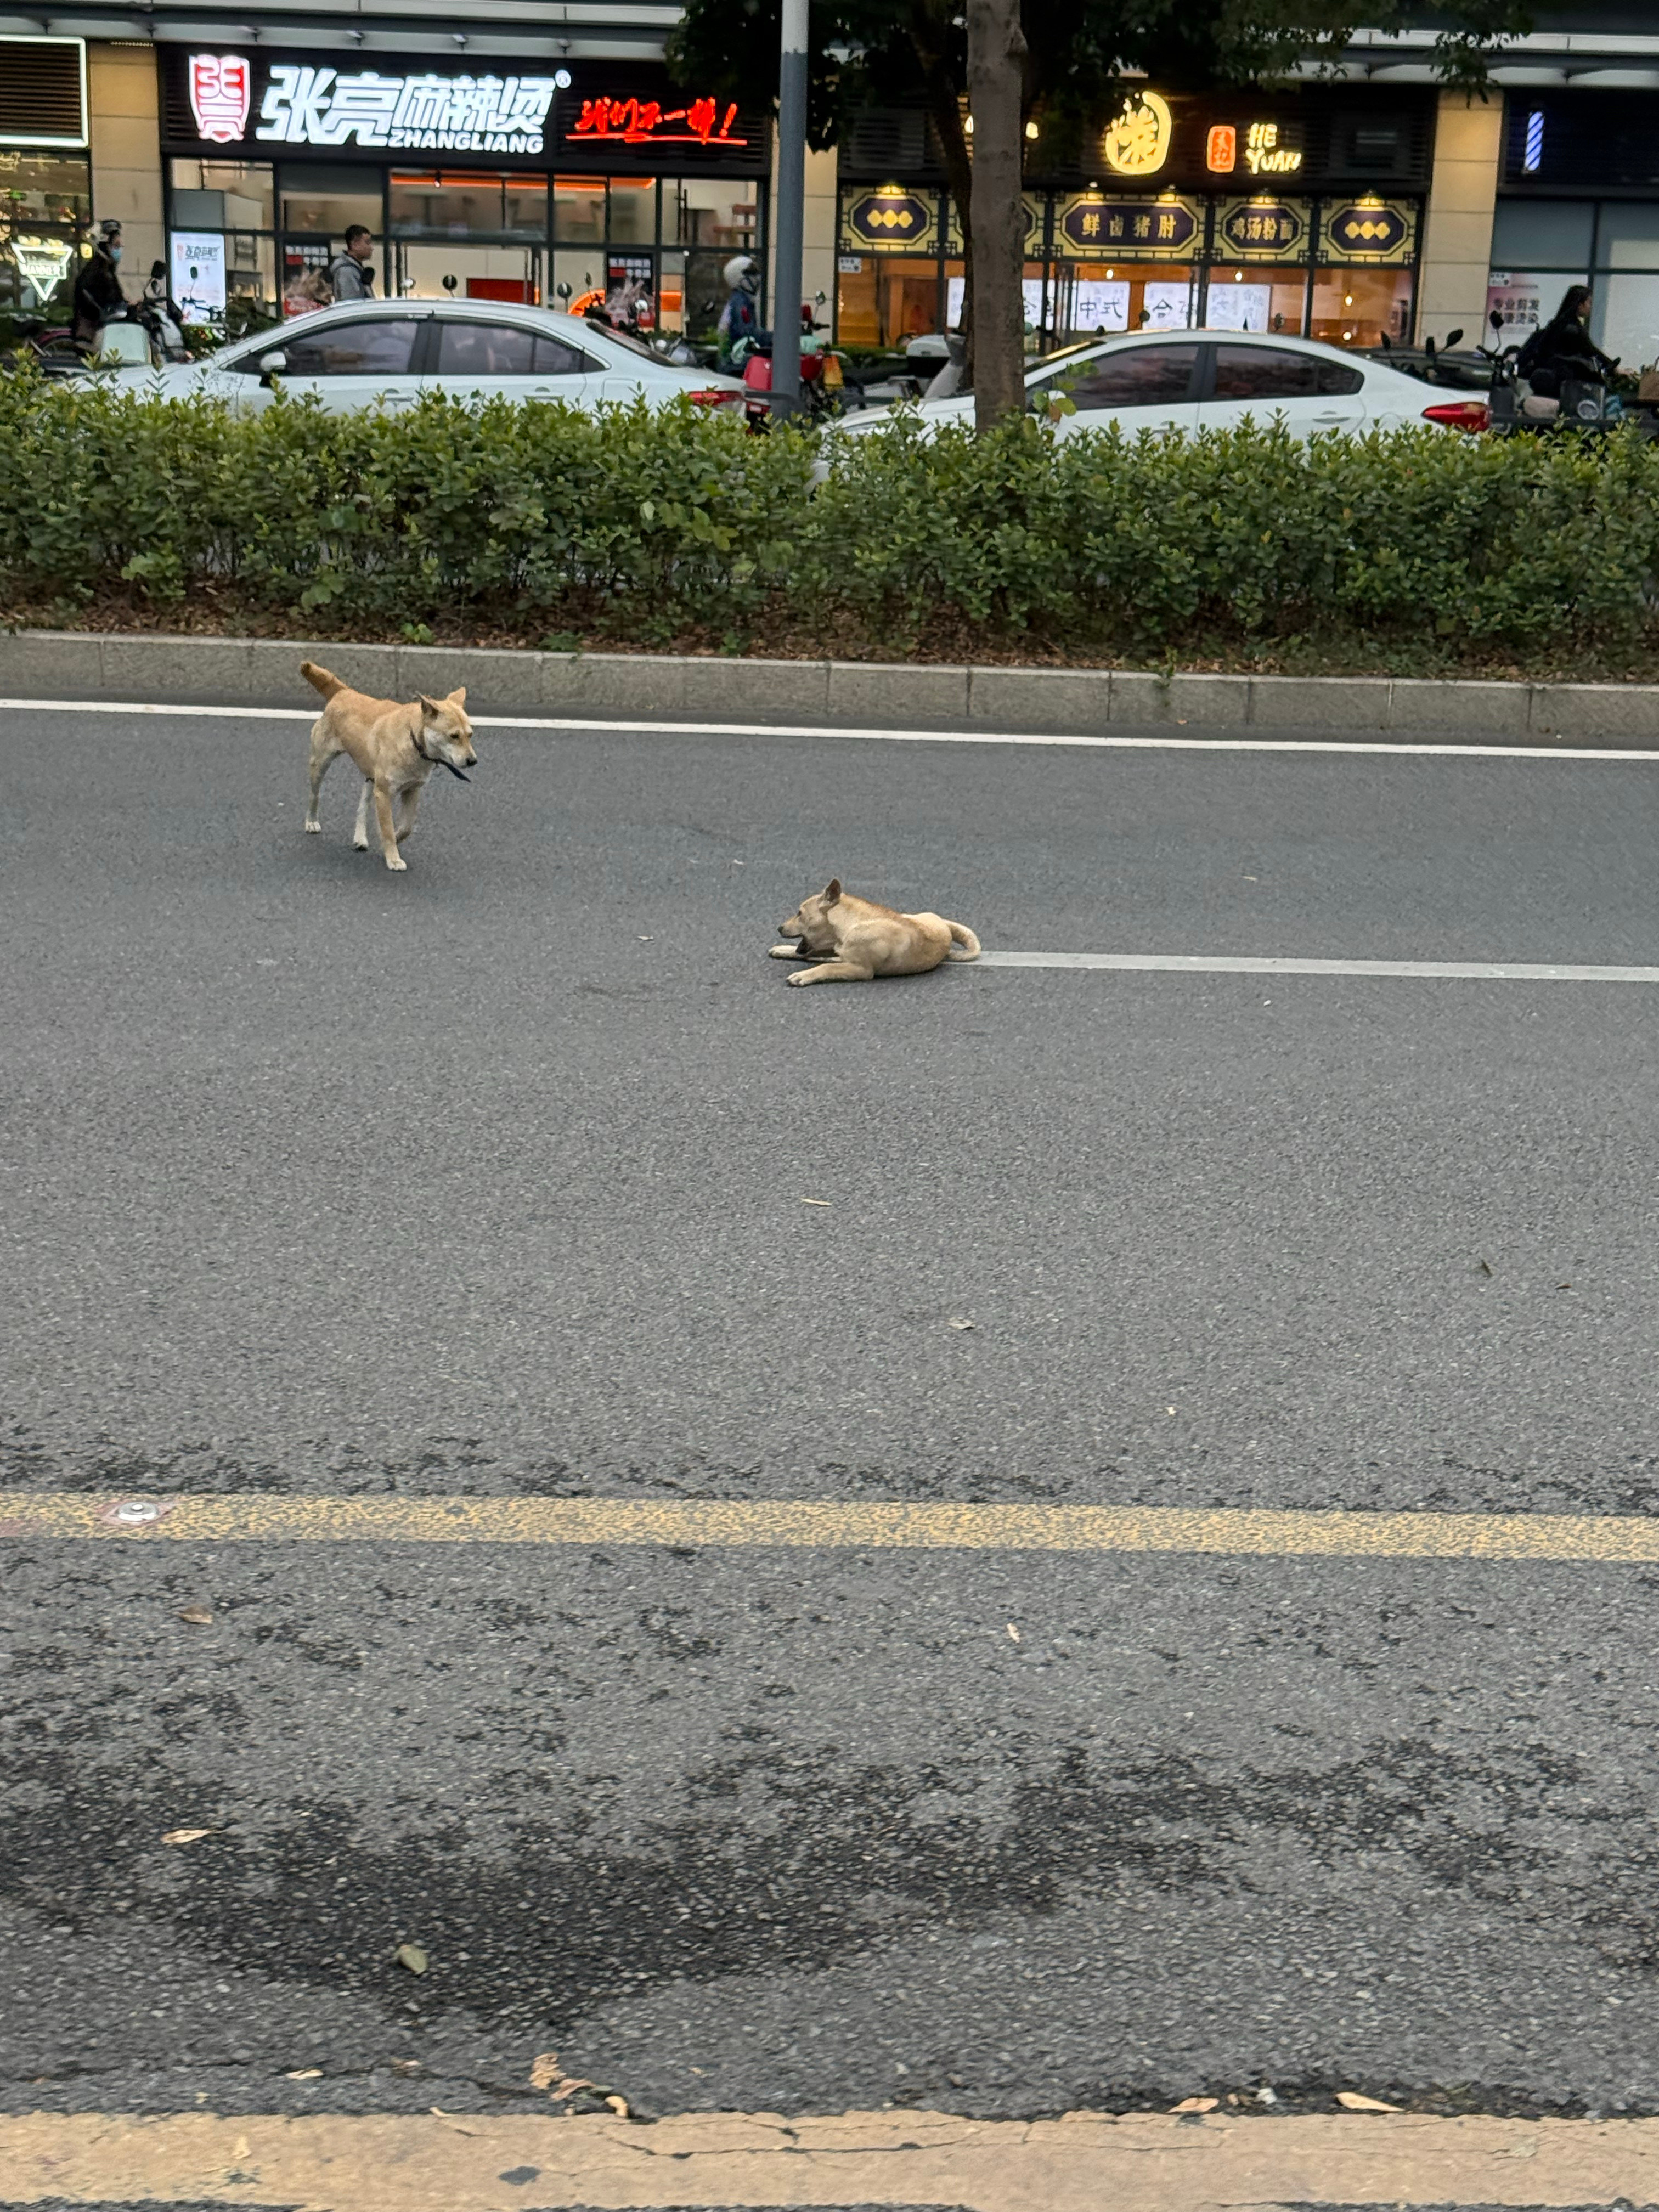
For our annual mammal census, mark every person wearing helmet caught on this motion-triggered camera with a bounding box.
[72,219,128,347]
[716,253,766,372]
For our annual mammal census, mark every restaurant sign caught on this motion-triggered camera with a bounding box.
[1215,198,1308,262]
[1055,195,1199,258]
[945,194,1041,256]
[843,189,938,253]
[160,53,769,171]
[1320,199,1415,263]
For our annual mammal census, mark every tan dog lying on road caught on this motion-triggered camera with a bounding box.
[771,878,981,984]
[300,661,477,872]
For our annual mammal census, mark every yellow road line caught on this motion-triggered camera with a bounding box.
[4,2107,1659,2212]
[3,1489,1659,1562]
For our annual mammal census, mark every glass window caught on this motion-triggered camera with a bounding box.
[280,166,381,241]
[1211,343,1361,398]
[1051,342,1199,408]
[1310,268,1411,348]
[1598,202,1659,270]
[667,177,758,251]
[279,317,420,376]
[0,149,92,227]
[607,178,656,245]
[1597,273,1659,367]
[554,178,606,244]
[1489,199,1594,269]
[171,159,275,230]
[433,320,587,375]
[504,175,548,238]
[1202,268,1308,336]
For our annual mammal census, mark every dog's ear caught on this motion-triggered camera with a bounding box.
[418,694,441,719]
[448,685,467,707]
[823,878,842,901]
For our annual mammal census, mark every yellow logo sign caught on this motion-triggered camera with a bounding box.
[1243,121,1302,176]
[864,206,915,229]
[1102,91,1172,178]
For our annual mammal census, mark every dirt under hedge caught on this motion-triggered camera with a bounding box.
[4,372,1658,682]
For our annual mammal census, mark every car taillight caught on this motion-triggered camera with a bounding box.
[1421,399,1491,433]
[688,387,738,407]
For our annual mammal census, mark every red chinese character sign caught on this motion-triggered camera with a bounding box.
[189,53,251,144]
[569,94,746,148]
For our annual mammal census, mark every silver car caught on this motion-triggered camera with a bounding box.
[147,297,746,416]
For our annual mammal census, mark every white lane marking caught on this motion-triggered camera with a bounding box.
[0,698,1655,761]
[978,951,1659,981]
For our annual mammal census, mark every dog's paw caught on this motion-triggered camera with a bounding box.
[785,969,811,985]
[352,835,369,851]
[769,944,798,959]
[385,853,408,873]
[303,818,321,834]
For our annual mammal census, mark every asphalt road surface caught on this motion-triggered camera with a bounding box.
[5,703,1659,2155]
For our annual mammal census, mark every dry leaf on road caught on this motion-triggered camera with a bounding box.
[395,1943,428,1974]
[284,2068,321,2081]
[176,1607,213,1626]
[604,2094,629,2117]
[1169,2096,1218,2113]
[947,1317,974,1330]
[800,1197,832,1207]
[1335,2090,1401,2112]
[161,1829,210,1846]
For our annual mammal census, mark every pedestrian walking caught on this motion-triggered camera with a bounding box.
[326,226,377,304]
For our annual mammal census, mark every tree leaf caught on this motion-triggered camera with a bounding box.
[396,1943,429,1974]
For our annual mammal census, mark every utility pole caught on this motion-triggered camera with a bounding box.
[771,0,808,418]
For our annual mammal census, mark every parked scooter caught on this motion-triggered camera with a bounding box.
[734,296,848,430]
[1481,307,1625,436]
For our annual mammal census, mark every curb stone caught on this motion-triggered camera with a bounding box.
[3,630,1658,745]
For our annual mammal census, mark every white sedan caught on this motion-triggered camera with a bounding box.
[147,298,744,415]
[830,328,1489,448]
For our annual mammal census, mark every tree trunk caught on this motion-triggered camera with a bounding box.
[906,2,975,382]
[967,0,1026,429]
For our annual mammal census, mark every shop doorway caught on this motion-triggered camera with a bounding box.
[388,171,548,306]
[392,241,545,305]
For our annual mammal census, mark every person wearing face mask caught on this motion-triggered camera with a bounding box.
[72,219,129,347]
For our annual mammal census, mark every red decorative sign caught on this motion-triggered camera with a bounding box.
[1206,123,1237,173]
[188,53,251,144]
[570,94,746,148]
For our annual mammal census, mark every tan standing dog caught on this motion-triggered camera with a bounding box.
[771,878,981,984]
[300,661,478,872]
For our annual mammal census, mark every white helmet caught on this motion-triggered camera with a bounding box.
[723,255,759,295]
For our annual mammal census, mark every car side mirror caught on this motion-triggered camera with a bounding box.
[258,348,287,386]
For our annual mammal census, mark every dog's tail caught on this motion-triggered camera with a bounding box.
[300,659,345,701]
[945,919,981,961]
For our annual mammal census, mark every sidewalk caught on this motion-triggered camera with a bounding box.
[6,628,1659,742]
[7,2106,1659,2210]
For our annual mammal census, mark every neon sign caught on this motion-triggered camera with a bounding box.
[1243,121,1302,176]
[1102,91,1172,178]
[189,53,251,144]
[1206,125,1236,173]
[10,235,74,306]
[569,94,746,148]
[252,65,568,153]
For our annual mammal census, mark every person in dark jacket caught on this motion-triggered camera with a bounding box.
[1516,284,1618,398]
[71,219,127,345]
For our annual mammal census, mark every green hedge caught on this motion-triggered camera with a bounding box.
[2,370,1657,661]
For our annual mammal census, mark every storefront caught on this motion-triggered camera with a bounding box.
[835,86,1434,352]
[0,37,93,317]
[1487,90,1659,369]
[156,50,768,335]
